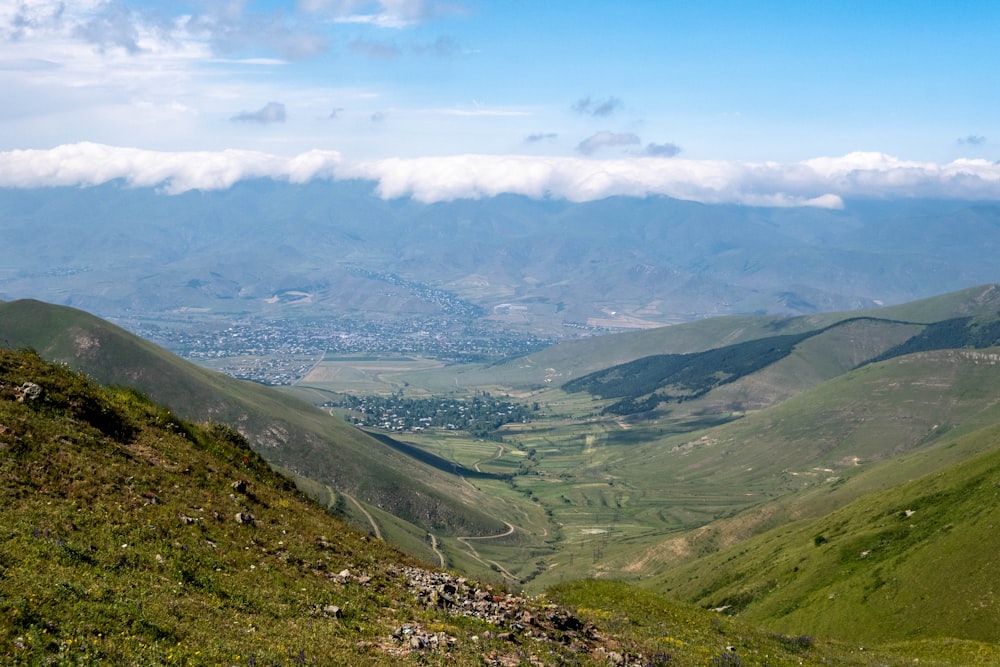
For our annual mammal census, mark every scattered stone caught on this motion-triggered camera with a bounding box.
[386,623,457,655]
[322,605,342,618]
[383,564,632,662]
[231,479,249,494]
[178,514,198,525]
[16,382,42,403]
[234,511,255,525]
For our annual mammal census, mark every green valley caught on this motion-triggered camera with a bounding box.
[3,284,1000,662]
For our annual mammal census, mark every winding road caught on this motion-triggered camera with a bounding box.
[428,533,446,568]
[456,520,518,582]
[325,485,382,540]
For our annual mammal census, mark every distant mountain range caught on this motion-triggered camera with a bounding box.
[2,181,999,333]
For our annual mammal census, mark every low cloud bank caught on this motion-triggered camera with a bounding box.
[2,143,1000,207]
[0,143,341,194]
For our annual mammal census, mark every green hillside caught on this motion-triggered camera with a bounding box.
[655,421,1000,645]
[0,299,504,541]
[563,330,818,414]
[5,347,1000,665]
[596,347,1000,566]
[0,347,629,665]
[10,347,979,665]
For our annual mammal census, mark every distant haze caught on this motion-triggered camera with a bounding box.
[1,180,998,332]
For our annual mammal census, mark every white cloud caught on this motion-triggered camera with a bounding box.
[303,0,460,29]
[2,144,1000,207]
[0,142,341,194]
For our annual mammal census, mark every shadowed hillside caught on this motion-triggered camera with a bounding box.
[560,285,1000,417]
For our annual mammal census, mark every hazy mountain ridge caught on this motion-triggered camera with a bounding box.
[3,182,1000,333]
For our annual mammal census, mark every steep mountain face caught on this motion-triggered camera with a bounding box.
[0,299,503,539]
[2,182,999,330]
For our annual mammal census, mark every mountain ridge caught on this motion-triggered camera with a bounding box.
[4,183,1000,332]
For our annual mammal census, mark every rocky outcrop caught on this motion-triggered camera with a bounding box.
[384,565,645,665]
[15,382,43,403]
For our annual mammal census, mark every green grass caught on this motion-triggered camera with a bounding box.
[0,348,665,666]
[654,421,1000,645]
[0,349,419,665]
[548,579,1000,666]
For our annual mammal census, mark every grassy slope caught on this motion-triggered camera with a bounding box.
[638,347,1000,482]
[598,348,1000,576]
[553,285,1000,419]
[3,348,997,666]
[654,421,1000,645]
[550,579,1000,667]
[0,299,504,538]
[0,348,420,665]
[671,317,923,416]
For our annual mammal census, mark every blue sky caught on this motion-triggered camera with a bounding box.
[1,1,999,204]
